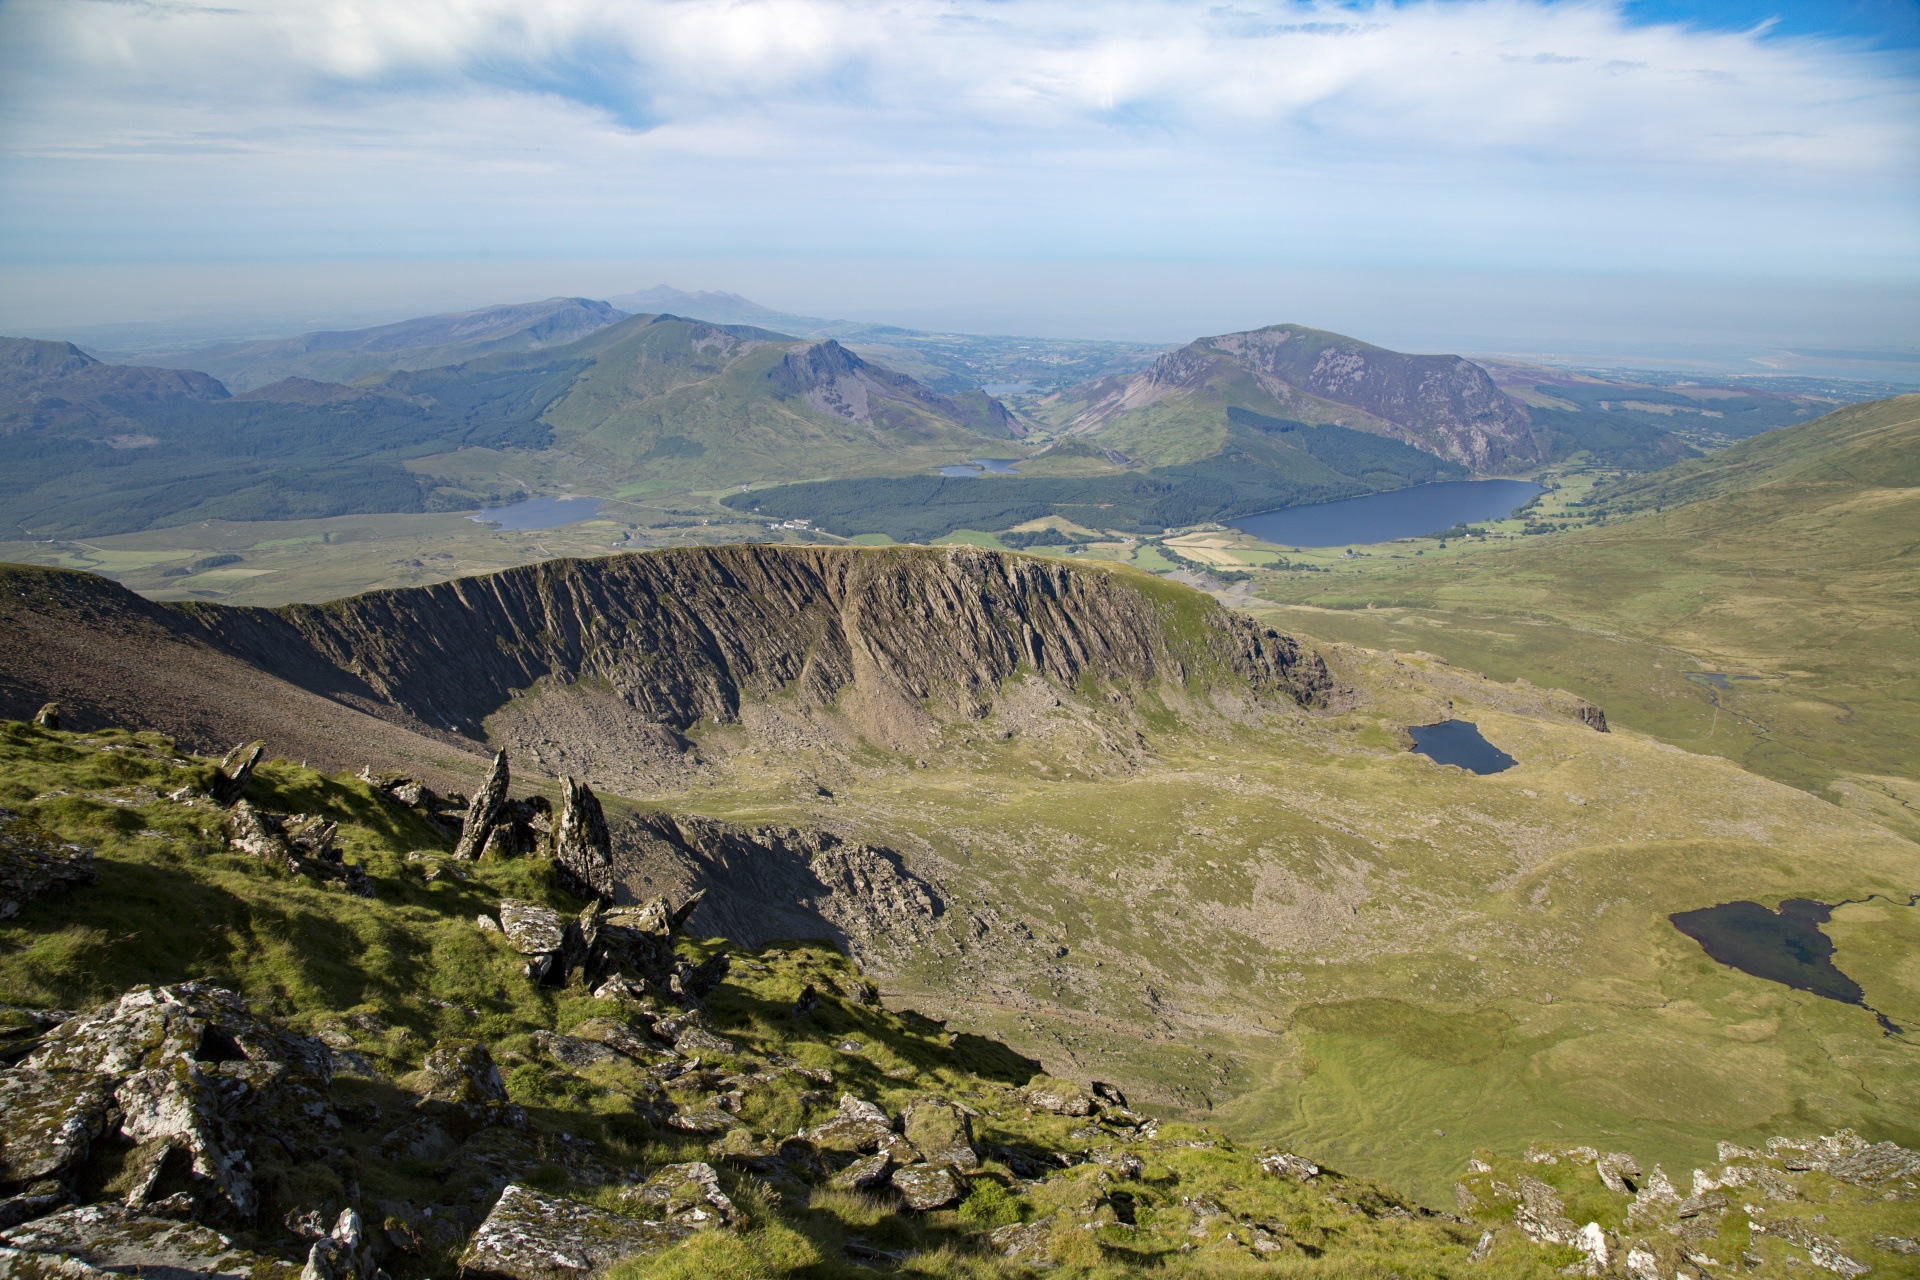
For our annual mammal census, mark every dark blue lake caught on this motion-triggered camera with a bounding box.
[1228,479,1545,547]
[1408,720,1516,775]
[471,496,605,530]
[1670,899,1899,1032]
[938,458,1022,477]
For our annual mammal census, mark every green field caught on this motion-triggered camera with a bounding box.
[1238,395,1920,835]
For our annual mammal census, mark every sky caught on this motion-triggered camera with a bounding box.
[0,0,1915,351]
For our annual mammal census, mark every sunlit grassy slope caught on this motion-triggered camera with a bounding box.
[1241,395,1920,831]
[7,720,1915,1278]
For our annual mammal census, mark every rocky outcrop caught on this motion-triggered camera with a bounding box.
[454,752,510,860]
[7,983,336,1223]
[551,778,613,903]
[0,1204,301,1279]
[223,802,370,895]
[175,546,1337,746]
[458,1184,689,1280]
[208,741,263,806]
[0,812,93,920]
[606,812,964,971]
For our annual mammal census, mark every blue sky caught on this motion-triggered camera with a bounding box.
[0,0,1913,349]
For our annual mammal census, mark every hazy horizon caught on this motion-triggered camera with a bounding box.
[2,0,1915,360]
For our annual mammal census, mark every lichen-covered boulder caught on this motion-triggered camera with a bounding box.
[19,984,334,1222]
[803,1096,895,1154]
[563,1019,664,1063]
[0,1203,300,1279]
[828,1152,893,1192]
[901,1098,979,1172]
[416,1039,507,1106]
[1020,1080,1094,1117]
[621,1162,734,1228]
[1260,1152,1321,1182]
[0,1070,112,1191]
[459,1184,689,1280]
[0,812,94,921]
[531,1032,621,1072]
[891,1162,962,1211]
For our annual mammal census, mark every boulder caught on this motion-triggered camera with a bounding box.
[0,1069,112,1190]
[1575,702,1609,733]
[208,742,264,808]
[901,1099,979,1172]
[1020,1080,1094,1117]
[496,901,567,984]
[620,1162,734,1228]
[531,1032,621,1072]
[672,1028,739,1058]
[891,1163,962,1211]
[828,1152,893,1193]
[0,813,94,921]
[459,1184,690,1280]
[20,983,334,1222]
[454,752,510,861]
[295,1208,379,1280]
[988,1218,1055,1262]
[0,1203,300,1279]
[224,802,298,871]
[1260,1152,1320,1182]
[551,778,613,904]
[30,705,58,731]
[416,1039,507,1105]
[565,1019,664,1062]
[804,1096,896,1154]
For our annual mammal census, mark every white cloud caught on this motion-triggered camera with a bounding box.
[0,0,1913,285]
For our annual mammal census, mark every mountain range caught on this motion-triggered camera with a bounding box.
[4,292,1850,543]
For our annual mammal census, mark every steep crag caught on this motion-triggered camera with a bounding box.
[2,546,1336,786]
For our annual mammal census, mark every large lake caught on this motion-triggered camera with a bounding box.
[471,496,606,530]
[1228,479,1545,547]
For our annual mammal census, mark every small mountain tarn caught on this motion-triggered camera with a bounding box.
[1670,898,1907,1034]
[1408,719,1517,774]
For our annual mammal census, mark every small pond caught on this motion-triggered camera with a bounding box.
[1669,899,1898,1032]
[1228,479,1545,547]
[938,458,1023,477]
[1408,720,1516,775]
[471,496,605,530]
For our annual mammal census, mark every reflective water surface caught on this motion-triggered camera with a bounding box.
[1408,720,1517,775]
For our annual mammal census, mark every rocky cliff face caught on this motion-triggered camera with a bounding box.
[180,545,1334,754]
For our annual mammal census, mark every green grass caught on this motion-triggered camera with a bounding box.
[0,718,1650,1279]
[1243,396,1920,829]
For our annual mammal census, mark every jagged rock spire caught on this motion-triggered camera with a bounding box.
[454,751,510,860]
[553,776,613,903]
[209,741,264,807]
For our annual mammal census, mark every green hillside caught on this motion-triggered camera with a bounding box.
[722,410,1463,541]
[1246,394,1920,831]
[9,721,1914,1277]
[0,317,1018,537]
[525,315,1015,492]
